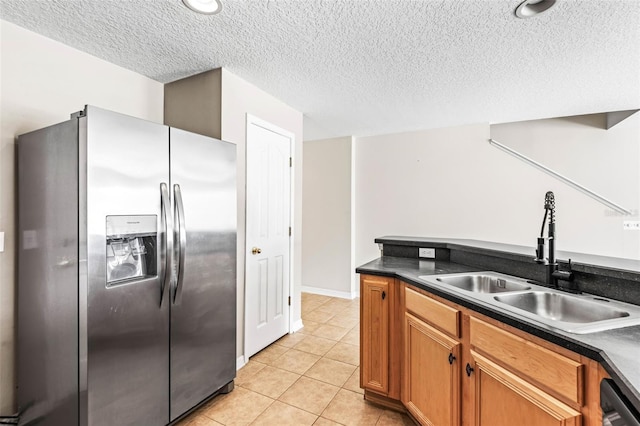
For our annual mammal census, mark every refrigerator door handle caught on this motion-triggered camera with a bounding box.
[160,183,173,306]
[173,184,187,304]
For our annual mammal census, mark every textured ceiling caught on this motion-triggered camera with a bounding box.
[1,0,639,140]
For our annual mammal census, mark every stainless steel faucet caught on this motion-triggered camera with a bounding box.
[534,191,574,288]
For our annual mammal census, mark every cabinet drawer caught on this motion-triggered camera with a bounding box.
[405,287,460,338]
[470,317,584,405]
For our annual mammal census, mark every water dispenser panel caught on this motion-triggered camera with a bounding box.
[106,215,157,286]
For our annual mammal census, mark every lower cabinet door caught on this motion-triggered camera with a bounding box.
[403,312,461,426]
[469,351,581,426]
[361,275,390,394]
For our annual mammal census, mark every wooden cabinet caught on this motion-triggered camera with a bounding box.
[357,280,606,426]
[360,274,402,407]
[403,312,461,426]
[465,317,592,425]
[361,275,390,394]
[469,317,584,406]
[405,285,460,338]
[469,350,581,426]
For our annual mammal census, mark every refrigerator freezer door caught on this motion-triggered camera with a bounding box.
[169,128,237,421]
[84,106,170,426]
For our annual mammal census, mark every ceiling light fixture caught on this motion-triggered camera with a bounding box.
[182,0,222,15]
[515,0,557,18]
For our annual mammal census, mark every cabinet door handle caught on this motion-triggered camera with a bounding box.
[448,353,456,365]
[381,291,386,300]
[466,363,474,377]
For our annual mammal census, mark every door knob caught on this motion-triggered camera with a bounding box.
[251,247,262,255]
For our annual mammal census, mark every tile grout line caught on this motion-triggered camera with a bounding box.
[180,293,397,426]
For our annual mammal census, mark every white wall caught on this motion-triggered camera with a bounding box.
[491,114,640,258]
[0,21,164,415]
[354,118,640,271]
[219,69,304,362]
[302,136,354,298]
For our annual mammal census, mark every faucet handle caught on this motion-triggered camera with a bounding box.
[553,259,574,282]
[554,258,580,293]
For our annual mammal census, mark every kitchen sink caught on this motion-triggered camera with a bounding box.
[418,271,640,334]
[435,274,531,294]
[494,292,630,323]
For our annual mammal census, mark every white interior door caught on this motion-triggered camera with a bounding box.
[245,116,292,359]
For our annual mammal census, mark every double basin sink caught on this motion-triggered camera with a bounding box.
[418,272,640,334]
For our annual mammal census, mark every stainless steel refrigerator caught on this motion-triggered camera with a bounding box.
[17,106,237,426]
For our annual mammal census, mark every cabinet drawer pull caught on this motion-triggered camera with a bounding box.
[466,363,474,377]
[382,291,386,300]
[448,353,456,365]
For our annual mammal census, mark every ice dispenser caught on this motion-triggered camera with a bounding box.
[106,215,157,285]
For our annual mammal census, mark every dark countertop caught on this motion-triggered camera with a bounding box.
[356,255,640,411]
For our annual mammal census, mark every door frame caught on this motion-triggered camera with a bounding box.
[244,113,295,359]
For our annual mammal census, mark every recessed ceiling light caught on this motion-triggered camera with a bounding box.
[515,0,557,19]
[182,0,222,15]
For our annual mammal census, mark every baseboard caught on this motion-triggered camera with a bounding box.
[301,285,357,300]
[291,318,304,332]
[236,355,246,371]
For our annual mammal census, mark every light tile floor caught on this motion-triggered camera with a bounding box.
[177,293,414,425]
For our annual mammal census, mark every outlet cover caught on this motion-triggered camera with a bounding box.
[419,247,435,258]
[623,221,640,230]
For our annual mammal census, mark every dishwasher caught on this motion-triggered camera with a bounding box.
[601,379,640,426]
